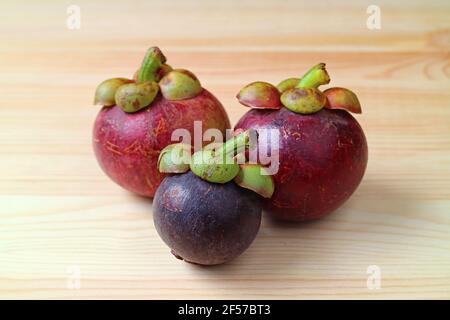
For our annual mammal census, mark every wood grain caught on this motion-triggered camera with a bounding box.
[0,0,449,299]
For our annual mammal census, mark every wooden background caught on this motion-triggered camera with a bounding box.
[0,0,449,299]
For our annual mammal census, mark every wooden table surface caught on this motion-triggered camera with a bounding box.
[1,0,449,299]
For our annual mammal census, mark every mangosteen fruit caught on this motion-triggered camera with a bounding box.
[235,63,368,222]
[153,130,275,265]
[92,47,230,197]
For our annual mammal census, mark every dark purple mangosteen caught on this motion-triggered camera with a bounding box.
[153,131,274,265]
[153,171,262,265]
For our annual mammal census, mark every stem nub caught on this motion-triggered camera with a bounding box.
[296,63,330,89]
[137,47,166,83]
[190,130,255,184]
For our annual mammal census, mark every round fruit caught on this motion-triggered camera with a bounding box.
[235,107,367,221]
[153,171,262,265]
[93,89,230,197]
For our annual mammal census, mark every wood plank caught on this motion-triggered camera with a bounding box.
[0,0,449,299]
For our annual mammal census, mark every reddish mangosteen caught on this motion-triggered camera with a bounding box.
[153,131,275,265]
[92,47,230,197]
[235,63,368,222]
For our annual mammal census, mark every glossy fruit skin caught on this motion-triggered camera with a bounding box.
[93,89,230,197]
[235,107,368,222]
[153,171,262,265]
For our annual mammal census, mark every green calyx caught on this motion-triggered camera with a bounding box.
[158,130,275,198]
[278,63,330,114]
[281,87,326,114]
[115,81,159,113]
[276,77,300,93]
[323,87,362,114]
[236,81,281,109]
[190,149,240,184]
[234,164,275,198]
[137,47,166,83]
[189,130,253,184]
[93,78,133,106]
[157,64,173,80]
[94,47,168,111]
[158,143,192,173]
[159,69,202,100]
[296,63,330,89]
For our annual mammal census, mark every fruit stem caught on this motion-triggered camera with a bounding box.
[215,129,255,160]
[137,47,166,83]
[296,63,330,89]
[189,129,257,184]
